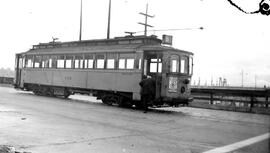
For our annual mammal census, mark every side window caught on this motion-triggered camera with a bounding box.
[118,53,135,69]
[180,56,188,74]
[126,59,134,69]
[106,53,116,69]
[34,56,42,68]
[85,54,94,69]
[170,55,179,73]
[65,55,73,68]
[49,56,57,68]
[96,54,105,69]
[42,56,50,68]
[74,55,83,69]
[57,55,65,68]
[118,59,125,69]
[80,56,84,68]
[25,55,33,68]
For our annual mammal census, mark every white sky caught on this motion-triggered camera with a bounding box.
[0,0,269,87]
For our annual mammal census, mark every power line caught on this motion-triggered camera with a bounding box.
[135,27,203,34]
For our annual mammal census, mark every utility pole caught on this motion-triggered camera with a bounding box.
[79,0,83,41]
[138,3,154,36]
[241,70,244,87]
[255,75,257,88]
[241,70,248,87]
[107,0,111,39]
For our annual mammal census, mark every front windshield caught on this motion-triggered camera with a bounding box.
[189,56,193,75]
[180,56,188,74]
[170,54,191,75]
[170,55,179,73]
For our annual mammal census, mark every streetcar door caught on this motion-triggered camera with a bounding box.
[15,54,23,88]
[143,52,162,99]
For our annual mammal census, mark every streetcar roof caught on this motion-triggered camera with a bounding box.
[20,35,193,55]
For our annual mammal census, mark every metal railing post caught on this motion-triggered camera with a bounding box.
[250,96,254,112]
[266,96,268,108]
[210,93,213,105]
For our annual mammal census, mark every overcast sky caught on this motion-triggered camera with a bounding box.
[0,0,269,87]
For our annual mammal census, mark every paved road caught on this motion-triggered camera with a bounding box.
[0,86,269,153]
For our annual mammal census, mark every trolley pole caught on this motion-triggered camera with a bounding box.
[138,3,154,36]
[79,0,83,41]
[107,0,111,39]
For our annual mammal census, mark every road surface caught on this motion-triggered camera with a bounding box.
[0,86,269,153]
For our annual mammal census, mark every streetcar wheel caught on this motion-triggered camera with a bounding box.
[101,95,118,105]
[64,94,70,99]
[118,97,133,108]
[63,89,70,99]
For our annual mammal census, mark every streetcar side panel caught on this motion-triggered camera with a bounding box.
[24,69,53,85]
[86,70,141,93]
[21,68,142,100]
[53,70,87,88]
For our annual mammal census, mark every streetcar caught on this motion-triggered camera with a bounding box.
[14,35,193,108]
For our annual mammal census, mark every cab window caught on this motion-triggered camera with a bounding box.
[180,56,188,74]
[170,55,179,73]
[189,56,193,75]
[18,57,23,69]
[25,55,33,68]
[34,55,42,68]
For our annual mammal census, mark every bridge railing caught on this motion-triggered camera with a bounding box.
[0,77,14,84]
[191,86,270,113]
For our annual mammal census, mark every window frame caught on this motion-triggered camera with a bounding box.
[96,54,105,69]
[84,54,94,69]
[118,53,136,70]
[56,55,65,69]
[74,55,84,69]
[180,56,188,74]
[106,53,116,69]
[25,55,34,68]
[170,54,180,73]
